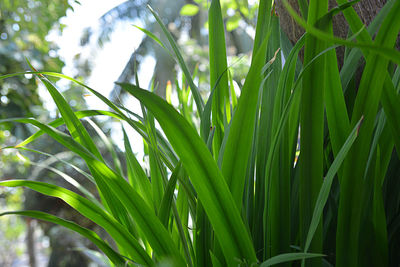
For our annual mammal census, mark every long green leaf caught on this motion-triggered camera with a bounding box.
[133,25,169,53]
[324,24,350,158]
[208,0,229,158]
[159,162,181,227]
[259,253,324,267]
[304,117,363,252]
[123,127,153,208]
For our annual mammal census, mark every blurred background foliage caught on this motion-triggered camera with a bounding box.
[77,0,257,100]
[0,0,81,266]
[0,0,72,123]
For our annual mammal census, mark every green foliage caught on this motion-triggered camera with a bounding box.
[0,0,73,122]
[180,4,200,16]
[1,1,400,267]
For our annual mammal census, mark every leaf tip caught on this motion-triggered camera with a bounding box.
[356,115,365,136]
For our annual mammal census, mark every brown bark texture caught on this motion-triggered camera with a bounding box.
[275,0,391,67]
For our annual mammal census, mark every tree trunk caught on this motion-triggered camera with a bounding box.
[26,218,37,267]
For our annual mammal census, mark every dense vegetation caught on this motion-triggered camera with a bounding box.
[1,0,400,266]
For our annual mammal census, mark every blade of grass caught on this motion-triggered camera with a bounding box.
[122,127,153,208]
[0,72,177,168]
[159,162,181,227]
[208,0,229,159]
[228,69,237,112]
[195,201,213,267]
[330,4,399,263]
[323,23,350,159]
[175,169,194,260]
[133,25,169,53]
[253,0,273,54]
[147,120,166,212]
[371,146,389,266]
[257,32,304,260]
[304,117,363,252]
[334,0,400,158]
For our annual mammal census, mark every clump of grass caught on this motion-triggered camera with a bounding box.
[1,0,400,266]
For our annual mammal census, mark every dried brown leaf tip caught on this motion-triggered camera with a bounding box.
[271,3,278,17]
[357,115,365,136]
[30,65,45,78]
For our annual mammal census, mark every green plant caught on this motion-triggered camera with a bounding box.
[1,0,400,266]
